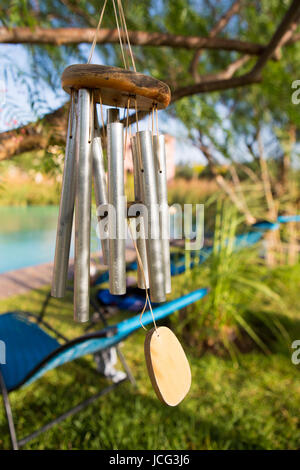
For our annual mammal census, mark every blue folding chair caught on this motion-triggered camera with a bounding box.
[0,288,208,449]
[91,230,262,317]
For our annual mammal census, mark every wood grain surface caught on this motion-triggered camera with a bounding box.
[61,64,171,110]
[144,326,191,406]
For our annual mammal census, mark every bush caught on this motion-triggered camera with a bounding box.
[170,201,290,360]
[175,164,194,181]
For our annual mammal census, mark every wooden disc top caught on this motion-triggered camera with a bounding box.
[61,64,171,110]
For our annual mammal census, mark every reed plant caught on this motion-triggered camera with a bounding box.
[171,201,290,360]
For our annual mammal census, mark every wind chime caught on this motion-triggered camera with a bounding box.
[51,0,171,322]
[51,0,190,406]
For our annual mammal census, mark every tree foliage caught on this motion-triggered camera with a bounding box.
[0,0,299,165]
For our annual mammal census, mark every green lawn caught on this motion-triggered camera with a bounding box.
[0,280,300,450]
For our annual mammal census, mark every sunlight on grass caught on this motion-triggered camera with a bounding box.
[0,275,300,449]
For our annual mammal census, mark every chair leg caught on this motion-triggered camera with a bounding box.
[37,290,52,323]
[0,372,18,450]
[88,297,137,387]
[116,346,137,388]
[17,378,127,448]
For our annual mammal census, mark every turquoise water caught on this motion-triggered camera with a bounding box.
[0,206,100,274]
[0,206,181,274]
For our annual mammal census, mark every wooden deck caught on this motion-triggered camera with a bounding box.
[0,248,136,300]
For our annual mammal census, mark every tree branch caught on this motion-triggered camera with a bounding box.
[273,10,300,59]
[0,68,259,164]
[251,0,300,77]
[189,0,242,81]
[171,72,261,101]
[0,26,294,56]
[1,1,299,162]
[194,55,250,84]
[288,32,300,44]
[173,0,300,101]
[0,105,67,161]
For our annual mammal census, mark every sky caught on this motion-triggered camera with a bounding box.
[0,43,207,165]
[2,42,297,168]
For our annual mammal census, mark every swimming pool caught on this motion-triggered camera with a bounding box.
[0,206,100,274]
[0,206,183,274]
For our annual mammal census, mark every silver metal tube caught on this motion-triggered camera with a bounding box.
[92,105,109,266]
[153,135,171,294]
[74,89,93,322]
[107,121,126,295]
[107,108,120,123]
[131,135,149,289]
[138,130,165,303]
[51,92,77,298]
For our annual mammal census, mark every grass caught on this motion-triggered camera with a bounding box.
[168,177,218,206]
[0,180,61,206]
[0,150,62,206]
[0,270,300,450]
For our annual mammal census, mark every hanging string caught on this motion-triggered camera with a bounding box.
[151,105,154,146]
[88,90,94,143]
[154,104,162,172]
[68,89,75,139]
[148,110,152,131]
[126,97,130,130]
[134,98,144,171]
[112,0,128,69]
[123,102,129,162]
[126,99,157,332]
[87,0,108,64]
[116,0,131,69]
[129,109,133,139]
[99,93,106,141]
[123,97,130,159]
[155,104,160,137]
[127,220,158,334]
[117,0,137,71]
[151,106,155,135]
[149,104,162,173]
[87,0,136,72]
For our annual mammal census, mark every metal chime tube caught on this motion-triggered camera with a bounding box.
[138,130,165,303]
[74,89,93,322]
[107,108,120,123]
[92,105,109,265]
[107,112,126,295]
[131,135,149,289]
[153,135,171,294]
[51,92,77,298]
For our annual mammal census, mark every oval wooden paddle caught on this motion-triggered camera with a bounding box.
[144,326,191,406]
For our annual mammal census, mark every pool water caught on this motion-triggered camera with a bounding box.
[0,206,100,274]
[0,206,183,274]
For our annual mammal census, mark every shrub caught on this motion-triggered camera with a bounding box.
[171,201,288,361]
